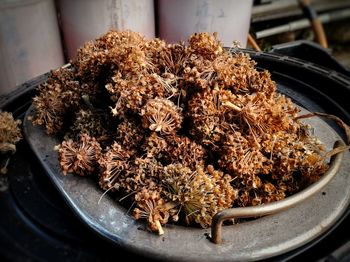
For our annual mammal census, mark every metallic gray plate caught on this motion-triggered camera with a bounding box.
[23,104,350,262]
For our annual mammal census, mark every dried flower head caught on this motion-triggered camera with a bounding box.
[121,156,162,193]
[133,188,170,234]
[98,142,134,191]
[161,164,236,228]
[188,32,223,60]
[115,119,144,151]
[31,30,336,235]
[219,131,272,177]
[59,134,102,176]
[142,132,168,158]
[0,111,22,174]
[74,30,148,81]
[164,135,206,169]
[68,109,109,143]
[32,68,88,134]
[107,73,165,117]
[187,89,228,146]
[158,43,188,75]
[0,111,22,146]
[140,98,183,134]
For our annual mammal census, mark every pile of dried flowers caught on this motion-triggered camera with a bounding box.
[32,30,329,234]
[0,111,22,174]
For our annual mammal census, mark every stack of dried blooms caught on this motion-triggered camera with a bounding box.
[0,111,22,174]
[32,30,332,235]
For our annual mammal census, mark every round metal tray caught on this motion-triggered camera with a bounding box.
[22,51,350,262]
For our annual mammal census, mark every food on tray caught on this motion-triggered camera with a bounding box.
[32,30,329,235]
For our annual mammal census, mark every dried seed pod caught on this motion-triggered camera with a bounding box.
[161,164,237,228]
[140,98,183,134]
[107,73,166,117]
[0,111,22,146]
[98,142,134,191]
[121,156,162,193]
[164,135,206,169]
[219,131,272,177]
[142,132,168,158]
[59,134,102,176]
[68,109,109,142]
[115,119,144,151]
[188,32,223,60]
[133,188,170,234]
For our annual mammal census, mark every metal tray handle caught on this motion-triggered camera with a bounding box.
[211,140,345,244]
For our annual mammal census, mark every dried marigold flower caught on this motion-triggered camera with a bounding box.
[140,98,183,134]
[59,134,102,176]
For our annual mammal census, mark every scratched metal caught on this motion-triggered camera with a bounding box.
[24,102,350,261]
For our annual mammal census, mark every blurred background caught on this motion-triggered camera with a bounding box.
[0,0,349,94]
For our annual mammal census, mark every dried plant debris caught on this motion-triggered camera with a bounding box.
[0,111,22,174]
[32,30,342,234]
[59,134,102,176]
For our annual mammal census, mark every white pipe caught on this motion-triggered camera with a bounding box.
[256,8,350,39]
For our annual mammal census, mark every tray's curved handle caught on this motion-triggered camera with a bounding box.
[211,140,345,244]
